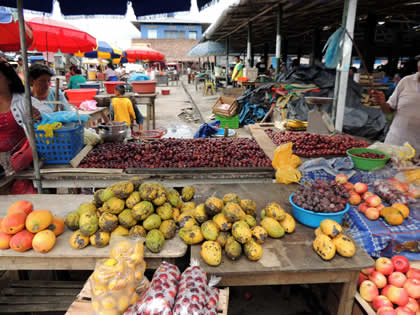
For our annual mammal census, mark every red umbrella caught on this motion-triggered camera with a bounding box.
[0,20,33,52]
[125,46,165,62]
[27,17,96,53]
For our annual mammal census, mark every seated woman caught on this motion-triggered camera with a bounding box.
[29,64,72,111]
[104,64,118,81]
[67,67,86,89]
[0,60,52,174]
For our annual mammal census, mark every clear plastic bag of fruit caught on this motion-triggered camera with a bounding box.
[109,236,145,268]
[368,142,416,165]
[90,258,137,315]
[125,261,181,315]
[173,259,221,315]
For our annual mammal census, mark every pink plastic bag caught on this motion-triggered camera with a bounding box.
[79,100,97,111]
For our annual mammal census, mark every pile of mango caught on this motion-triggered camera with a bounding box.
[177,193,296,266]
[0,200,64,253]
[313,219,356,261]
[65,179,196,253]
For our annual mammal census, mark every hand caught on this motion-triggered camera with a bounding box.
[369,89,386,105]
[32,107,41,121]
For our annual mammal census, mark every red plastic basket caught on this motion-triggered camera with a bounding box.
[64,89,98,108]
[161,89,170,95]
[131,81,157,94]
[104,81,125,94]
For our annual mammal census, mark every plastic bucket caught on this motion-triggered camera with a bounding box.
[131,81,157,94]
[104,81,125,94]
[64,89,98,108]
[347,148,390,171]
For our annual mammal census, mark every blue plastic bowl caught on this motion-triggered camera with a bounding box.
[289,193,350,228]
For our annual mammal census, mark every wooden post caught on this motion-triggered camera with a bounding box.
[264,42,269,69]
[275,5,282,75]
[364,11,377,72]
[54,78,60,111]
[17,0,43,193]
[281,36,288,65]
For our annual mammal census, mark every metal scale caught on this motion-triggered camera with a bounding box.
[304,97,335,135]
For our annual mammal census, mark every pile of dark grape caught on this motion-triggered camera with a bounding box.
[292,180,350,213]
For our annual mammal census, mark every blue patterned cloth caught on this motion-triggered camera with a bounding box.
[300,165,420,260]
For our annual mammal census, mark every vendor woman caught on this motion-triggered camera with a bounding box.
[29,64,71,111]
[104,64,118,81]
[371,59,420,154]
[0,60,52,172]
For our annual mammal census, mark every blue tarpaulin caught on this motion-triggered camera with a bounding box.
[194,120,220,138]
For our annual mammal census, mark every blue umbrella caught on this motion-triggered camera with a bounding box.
[76,40,123,59]
[0,0,213,17]
[187,41,226,57]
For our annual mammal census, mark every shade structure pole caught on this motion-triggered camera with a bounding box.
[225,37,229,86]
[198,57,201,71]
[275,5,282,75]
[17,0,43,193]
[247,21,252,67]
[334,0,358,132]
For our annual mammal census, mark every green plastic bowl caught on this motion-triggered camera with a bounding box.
[347,148,390,171]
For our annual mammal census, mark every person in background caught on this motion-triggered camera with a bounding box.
[111,85,141,135]
[0,60,52,174]
[67,67,86,89]
[116,64,126,79]
[231,56,243,87]
[255,56,267,75]
[104,64,118,81]
[16,57,24,74]
[29,64,71,111]
[370,59,420,155]
[187,65,192,84]
[349,67,357,80]
[65,65,76,83]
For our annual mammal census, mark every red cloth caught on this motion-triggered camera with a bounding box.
[10,180,37,194]
[11,139,33,173]
[0,110,26,152]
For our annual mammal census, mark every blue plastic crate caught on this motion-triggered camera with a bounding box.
[35,122,84,164]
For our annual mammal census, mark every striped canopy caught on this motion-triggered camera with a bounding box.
[75,40,123,59]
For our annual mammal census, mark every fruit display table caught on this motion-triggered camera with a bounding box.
[15,165,274,190]
[0,195,187,270]
[66,279,229,315]
[187,183,374,315]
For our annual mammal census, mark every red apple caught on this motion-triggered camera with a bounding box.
[395,306,415,315]
[403,278,420,299]
[373,295,393,311]
[377,306,397,315]
[370,271,388,289]
[359,280,379,302]
[376,257,395,276]
[344,182,354,191]
[358,203,368,213]
[358,272,369,286]
[349,192,362,205]
[362,191,374,200]
[354,182,368,194]
[392,256,410,274]
[365,207,380,220]
[335,174,348,185]
[386,285,409,306]
[405,298,419,313]
[366,195,382,207]
[406,268,420,280]
[361,267,375,275]
[382,284,392,297]
[389,272,407,288]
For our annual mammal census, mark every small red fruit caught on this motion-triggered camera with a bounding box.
[335,174,348,185]
[391,256,410,274]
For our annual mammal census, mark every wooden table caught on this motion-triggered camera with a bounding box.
[188,183,374,315]
[78,107,109,128]
[0,195,187,270]
[15,166,275,190]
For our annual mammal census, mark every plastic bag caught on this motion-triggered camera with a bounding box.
[79,100,97,111]
[275,165,302,184]
[126,261,181,315]
[173,259,221,315]
[368,142,415,161]
[90,258,137,315]
[84,128,102,146]
[272,142,301,169]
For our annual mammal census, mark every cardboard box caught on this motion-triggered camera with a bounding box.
[212,96,238,118]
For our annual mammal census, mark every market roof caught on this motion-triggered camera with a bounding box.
[132,18,210,33]
[203,0,420,57]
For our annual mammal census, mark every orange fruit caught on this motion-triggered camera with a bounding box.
[392,203,409,219]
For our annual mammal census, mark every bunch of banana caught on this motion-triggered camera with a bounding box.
[285,119,308,131]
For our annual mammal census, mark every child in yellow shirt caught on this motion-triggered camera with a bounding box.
[111,85,136,128]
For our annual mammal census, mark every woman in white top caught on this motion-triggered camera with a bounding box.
[104,64,118,81]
